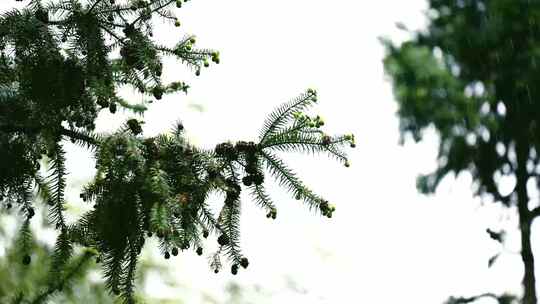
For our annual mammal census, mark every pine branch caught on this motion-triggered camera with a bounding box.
[102,246,127,296]
[29,249,97,304]
[259,90,317,142]
[121,240,139,304]
[220,199,243,264]
[249,184,276,213]
[17,179,35,220]
[218,165,243,264]
[46,143,67,229]
[17,219,33,260]
[60,127,101,148]
[66,212,95,246]
[49,229,73,279]
[131,0,176,26]
[0,124,99,147]
[0,1,354,300]
[209,251,222,273]
[261,151,325,211]
[198,202,221,234]
[262,132,349,164]
[88,0,106,14]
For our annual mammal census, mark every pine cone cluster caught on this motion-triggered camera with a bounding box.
[319,201,335,218]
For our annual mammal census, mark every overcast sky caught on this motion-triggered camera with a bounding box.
[128,1,528,303]
[2,1,536,303]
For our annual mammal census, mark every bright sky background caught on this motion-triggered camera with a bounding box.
[2,0,538,303]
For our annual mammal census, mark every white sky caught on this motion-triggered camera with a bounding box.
[2,0,538,303]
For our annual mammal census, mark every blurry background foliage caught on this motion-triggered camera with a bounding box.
[383,1,540,303]
[0,204,182,304]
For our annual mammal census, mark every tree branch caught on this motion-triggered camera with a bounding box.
[59,128,98,146]
[445,293,499,303]
[0,124,97,146]
[531,206,540,219]
[131,0,176,26]
[88,0,105,14]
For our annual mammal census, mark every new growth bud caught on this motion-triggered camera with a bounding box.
[211,51,220,64]
[319,201,335,218]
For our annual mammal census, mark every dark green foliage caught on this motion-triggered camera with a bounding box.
[0,1,353,303]
[383,1,540,198]
[382,1,540,303]
[0,210,129,304]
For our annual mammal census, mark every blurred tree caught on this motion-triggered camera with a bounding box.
[0,0,354,303]
[383,1,540,303]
